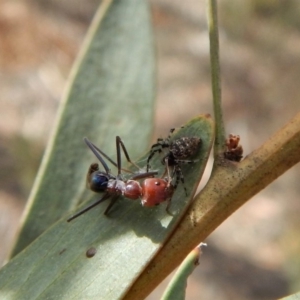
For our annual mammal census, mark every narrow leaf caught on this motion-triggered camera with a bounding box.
[10,0,155,257]
[161,243,206,300]
[0,115,214,299]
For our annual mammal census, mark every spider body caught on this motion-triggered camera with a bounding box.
[161,136,201,166]
[147,128,201,195]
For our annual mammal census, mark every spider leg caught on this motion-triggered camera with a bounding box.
[163,157,173,186]
[168,128,175,136]
[150,141,164,149]
[160,167,167,179]
[175,159,199,164]
[160,128,174,149]
[147,130,174,172]
[146,147,162,171]
[173,165,188,196]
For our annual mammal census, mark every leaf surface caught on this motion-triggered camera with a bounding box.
[10,0,155,257]
[161,243,205,300]
[0,115,213,299]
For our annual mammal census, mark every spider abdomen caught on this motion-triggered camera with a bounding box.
[170,137,201,159]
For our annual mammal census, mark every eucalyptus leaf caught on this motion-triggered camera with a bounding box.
[0,115,214,299]
[10,0,155,257]
[161,243,206,300]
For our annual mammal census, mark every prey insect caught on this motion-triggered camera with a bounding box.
[67,137,174,222]
[147,128,201,195]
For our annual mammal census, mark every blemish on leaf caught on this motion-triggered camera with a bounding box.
[86,247,97,258]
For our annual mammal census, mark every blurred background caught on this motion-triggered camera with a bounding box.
[1,0,300,299]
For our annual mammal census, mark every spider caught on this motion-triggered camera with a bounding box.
[146,128,201,195]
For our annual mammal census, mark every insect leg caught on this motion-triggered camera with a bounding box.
[84,138,111,174]
[103,196,119,215]
[116,136,141,174]
[67,193,111,222]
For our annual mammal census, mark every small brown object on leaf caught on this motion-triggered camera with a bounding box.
[224,134,243,162]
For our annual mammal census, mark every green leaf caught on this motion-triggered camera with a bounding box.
[0,115,214,299]
[161,243,206,300]
[10,0,155,257]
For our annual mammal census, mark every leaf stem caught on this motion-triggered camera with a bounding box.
[207,0,226,160]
